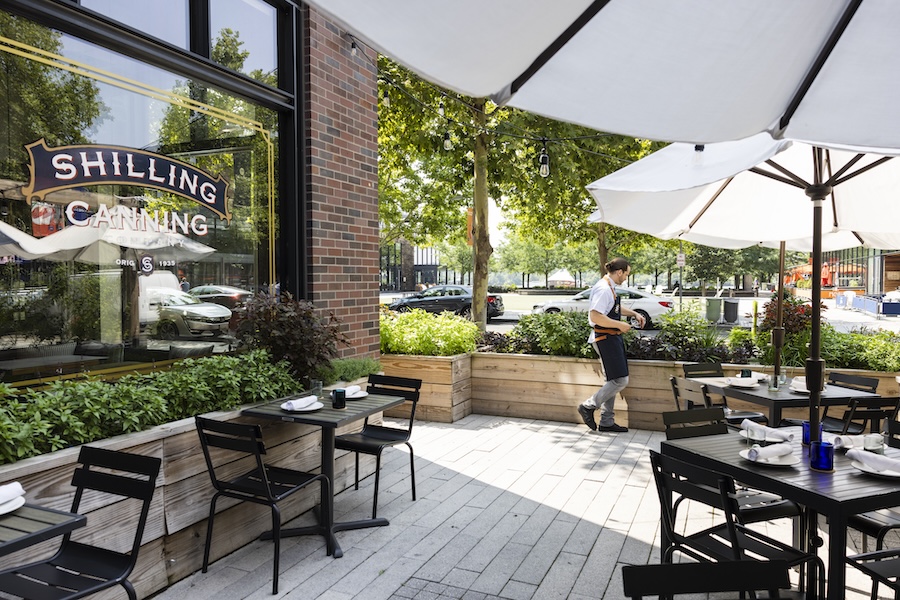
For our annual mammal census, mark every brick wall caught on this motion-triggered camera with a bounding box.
[305,9,380,358]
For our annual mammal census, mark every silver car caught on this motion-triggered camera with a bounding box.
[531,286,674,329]
[144,288,232,339]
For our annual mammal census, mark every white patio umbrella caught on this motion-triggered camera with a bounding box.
[586,134,900,438]
[305,0,900,153]
[0,220,49,260]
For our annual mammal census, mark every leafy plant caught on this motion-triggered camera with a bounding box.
[504,312,594,358]
[239,292,348,385]
[0,350,300,464]
[318,357,381,385]
[380,309,479,356]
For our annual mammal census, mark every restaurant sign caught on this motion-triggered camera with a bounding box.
[22,139,231,221]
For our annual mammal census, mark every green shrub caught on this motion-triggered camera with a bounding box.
[0,349,300,465]
[318,357,381,385]
[506,312,593,358]
[380,309,479,355]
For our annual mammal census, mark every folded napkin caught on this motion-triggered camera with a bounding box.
[790,376,808,392]
[282,395,318,411]
[832,434,868,450]
[0,481,25,505]
[345,385,362,396]
[847,448,900,473]
[747,442,794,462]
[739,419,794,442]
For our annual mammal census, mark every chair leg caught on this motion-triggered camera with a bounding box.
[372,452,382,520]
[122,580,137,600]
[271,504,281,595]
[202,494,220,572]
[354,452,360,490]
[406,441,416,501]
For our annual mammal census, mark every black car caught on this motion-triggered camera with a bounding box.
[188,285,253,309]
[388,285,504,320]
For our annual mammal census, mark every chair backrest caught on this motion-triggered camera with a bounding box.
[69,446,161,562]
[649,450,743,561]
[622,560,792,599]
[662,406,728,440]
[195,416,278,502]
[841,397,900,435]
[886,419,900,448]
[827,371,879,393]
[365,374,423,428]
[682,362,725,378]
[670,376,713,411]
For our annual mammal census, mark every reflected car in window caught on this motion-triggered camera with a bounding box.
[388,285,505,321]
[188,285,253,309]
[531,286,674,329]
[142,288,232,339]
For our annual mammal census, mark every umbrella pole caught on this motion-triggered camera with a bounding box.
[772,242,786,384]
[806,175,830,445]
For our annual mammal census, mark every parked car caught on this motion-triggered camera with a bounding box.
[388,285,504,321]
[142,288,232,339]
[188,285,253,309]
[531,286,674,329]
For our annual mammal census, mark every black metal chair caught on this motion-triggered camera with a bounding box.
[682,362,767,424]
[334,374,422,519]
[783,372,882,432]
[195,416,331,595]
[669,376,713,412]
[621,560,802,599]
[661,408,802,526]
[650,450,824,598]
[848,419,900,554]
[0,446,161,600]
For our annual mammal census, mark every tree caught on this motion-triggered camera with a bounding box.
[687,245,739,293]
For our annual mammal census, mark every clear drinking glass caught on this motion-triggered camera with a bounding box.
[310,379,323,399]
[777,372,787,387]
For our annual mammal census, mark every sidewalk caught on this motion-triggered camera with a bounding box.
[151,415,890,599]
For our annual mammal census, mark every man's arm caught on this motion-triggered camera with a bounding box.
[590,309,632,333]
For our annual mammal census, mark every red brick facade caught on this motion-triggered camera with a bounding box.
[305,9,380,358]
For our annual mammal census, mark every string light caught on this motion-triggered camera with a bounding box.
[350,40,358,57]
[539,145,550,178]
[438,101,445,117]
[382,89,390,108]
[443,131,453,151]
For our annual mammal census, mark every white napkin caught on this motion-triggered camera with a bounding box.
[345,385,362,397]
[0,482,25,505]
[832,434,868,450]
[740,419,794,442]
[747,442,794,462]
[282,395,318,411]
[847,448,900,473]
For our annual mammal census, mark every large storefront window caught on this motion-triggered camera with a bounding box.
[0,10,276,377]
[210,0,278,83]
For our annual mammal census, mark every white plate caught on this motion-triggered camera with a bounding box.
[739,449,800,467]
[738,430,789,444]
[789,386,809,394]
[347,391,368,400]
[0,495,25,516]
[851,460,900,479]
[280,401,324,413]
[727,378,759,389]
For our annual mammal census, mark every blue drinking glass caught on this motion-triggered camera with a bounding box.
[810,441,834,472]
[801,420,823,446]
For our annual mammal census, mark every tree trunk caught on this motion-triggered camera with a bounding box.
[596,223,608,270]
[471,100,492,331]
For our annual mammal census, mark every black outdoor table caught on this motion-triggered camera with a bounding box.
[689,376,880,425]
[0,503,86,558]
[242,392,406,558]
[661,430,900,600]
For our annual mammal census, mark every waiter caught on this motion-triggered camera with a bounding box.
[577,257,644,433]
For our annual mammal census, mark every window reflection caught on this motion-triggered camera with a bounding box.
[210,0,277,83]
[80,0,189,49]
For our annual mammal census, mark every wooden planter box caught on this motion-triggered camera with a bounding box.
[380,353,472,423]
[0,404,380,599]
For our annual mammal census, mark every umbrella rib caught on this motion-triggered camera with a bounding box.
[686,176,733,229]
[749,163,807,189]
[500,0,612,102]
[830,155,894,187]
[777,0,863,134]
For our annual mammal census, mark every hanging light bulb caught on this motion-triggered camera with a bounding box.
[438,101,445,117]
[350,40,358,57]
[443,132,453,151]
[692,144,705,166]
[539,146,550,178]
[382,89,390,108]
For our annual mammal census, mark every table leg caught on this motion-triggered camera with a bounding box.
[770,405,782,427]
[825,513,847,600]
